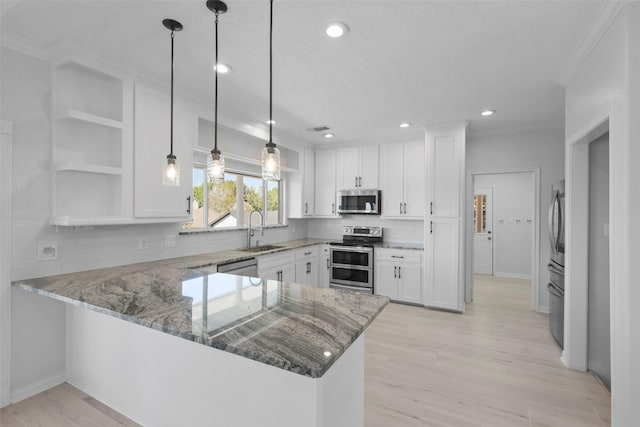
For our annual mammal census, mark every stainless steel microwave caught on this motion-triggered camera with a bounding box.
[337,189,381,215]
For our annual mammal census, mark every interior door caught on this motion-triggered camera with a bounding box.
[473,187,493,275]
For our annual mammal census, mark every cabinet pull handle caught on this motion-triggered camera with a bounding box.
[403,202,407,214]
[394,266,397,278]
[304,251,312,256]
[305,203,308,214]
[430,201,433,215]
[326,258,330,269]
[400,202,403,214]
[355,177,358,187]
[307,262,311,274]
[398,266,401,279]
[332,203,335,214]
[430,221,433,234]
[391,255,404,259]
[187,196,191,214]
[358,176,362,187]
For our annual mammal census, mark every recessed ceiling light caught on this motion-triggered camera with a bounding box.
[213,63,231,74]
[323,133,334,139]
[481,110,495,116]
[267,119,276,125]
[326,22,349,38]
[323,351,332,357]
[400,122,411,128]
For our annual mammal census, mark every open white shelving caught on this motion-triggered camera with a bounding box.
[50,59,133,225]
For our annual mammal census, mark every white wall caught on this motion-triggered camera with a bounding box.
[563,4,639,425]
[0,45,308,403]
[466,128,564,310]
[474,173,533,279]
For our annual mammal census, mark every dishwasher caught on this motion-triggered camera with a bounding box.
[216,258,258,277]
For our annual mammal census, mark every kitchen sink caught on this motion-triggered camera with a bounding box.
[239,245,283,253]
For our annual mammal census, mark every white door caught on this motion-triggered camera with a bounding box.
[473,187,493,275]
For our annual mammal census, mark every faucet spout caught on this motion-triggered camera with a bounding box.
[248,209,264,247]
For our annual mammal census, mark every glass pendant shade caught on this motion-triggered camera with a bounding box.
[163,154,180,186]
[262,143,280,181]
[207,149,225,183]
[162,18,183,187]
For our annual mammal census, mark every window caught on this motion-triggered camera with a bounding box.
[185,168,282,230]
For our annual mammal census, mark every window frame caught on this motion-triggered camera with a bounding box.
[188,163,283,231]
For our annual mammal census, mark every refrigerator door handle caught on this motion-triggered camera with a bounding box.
[548,189,559,253]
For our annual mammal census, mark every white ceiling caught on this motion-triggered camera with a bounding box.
[1,0,605,146]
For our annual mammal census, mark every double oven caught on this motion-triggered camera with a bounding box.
[329,226,382,294]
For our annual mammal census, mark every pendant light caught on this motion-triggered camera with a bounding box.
[206,0,228,183]
[162,19,183,186]
[262,0,281,181]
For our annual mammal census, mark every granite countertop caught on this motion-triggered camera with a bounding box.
[13,238,389,378]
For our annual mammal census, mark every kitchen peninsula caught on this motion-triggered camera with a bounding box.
[13,242,388,427]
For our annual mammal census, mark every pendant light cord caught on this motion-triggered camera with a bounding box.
[214,11,219,153]
[170,30,175,156]
[269,0,273,145]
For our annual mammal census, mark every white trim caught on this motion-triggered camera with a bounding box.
[468,167,541,312]
[557,1,628,86]
[9,372,67,405]
[467,122,564,139]
[562,111,611,372]
[0,120,12,408]
[0,33,51,62]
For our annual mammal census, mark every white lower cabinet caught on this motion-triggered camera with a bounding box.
[318,245,331,288]
[258,252,296,282]
[295,246,319,286]
[375,249,423,304]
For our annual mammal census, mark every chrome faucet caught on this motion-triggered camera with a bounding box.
[248,209,264,247]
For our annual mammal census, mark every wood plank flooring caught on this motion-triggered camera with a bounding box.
[1,275,610,426]
[365,275,610,427]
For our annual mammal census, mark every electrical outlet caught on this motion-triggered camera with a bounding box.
[37,243,58,261]
[138,237,149,250]
[165,234,177,248]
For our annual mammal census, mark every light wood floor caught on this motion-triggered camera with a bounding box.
[365,275,610,427]
[1,275,610,427]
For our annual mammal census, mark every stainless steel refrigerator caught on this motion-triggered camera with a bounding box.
[547,180,565,348]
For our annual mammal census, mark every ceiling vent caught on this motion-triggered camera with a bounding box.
[307,125,331,133]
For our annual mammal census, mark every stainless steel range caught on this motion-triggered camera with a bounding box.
[329,226,382,293]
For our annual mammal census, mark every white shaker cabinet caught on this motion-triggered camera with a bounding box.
[133,84,193,219]
[314,150,338,217]
[336,145,379,190]
[318,245,331,288]
[288,148,315,218]
[424,125,466,312]
[294,246,319,286]
[380,141,425,218]
[375,248,422,304]
[258,251,296,282]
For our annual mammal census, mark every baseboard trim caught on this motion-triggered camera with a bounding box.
[537,305,550,314]
[10,372,67,404]
[495,272,532,280]
[1,383,10,408]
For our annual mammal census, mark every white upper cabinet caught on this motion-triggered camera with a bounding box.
[336,145,379,190]
[133,84,193,219]
[50,59,134,226]
[380,141,425,219]
[288,148,315,218]
[424,125,466,312]
[315,149,338,217]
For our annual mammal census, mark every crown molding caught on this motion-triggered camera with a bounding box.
[0,32,51,62]
[467,122,564,139]
[557,0,629,87]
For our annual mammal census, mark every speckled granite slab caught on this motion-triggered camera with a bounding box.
[14,253,388,378]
